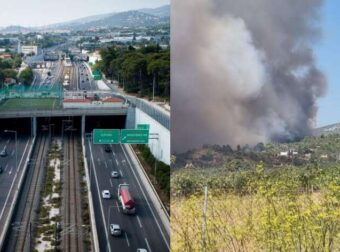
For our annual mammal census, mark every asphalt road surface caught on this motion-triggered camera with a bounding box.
[0,133,32,240]
[86,139,169,252]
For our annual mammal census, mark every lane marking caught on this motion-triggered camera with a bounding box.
[109,179,113,187]
[116,201,121,213]
[115,159,118,166]
[121,144,170,250]
[137,215,143,228]
[0,139,30,222]
[145,237,152,252]
[125,232,130,247]
[11,150,14,156]
[105,162,108,169]
[88,140,112,252]
[119,169,123,177]
[9,167,13,175]
[4,164,8,172]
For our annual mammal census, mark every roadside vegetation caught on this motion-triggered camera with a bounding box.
[134,145,170,212]
[78,143,92,250]
[94,45,170,99]
[35,140,62,251]
[171,134,340,251]
[0,53,23,87]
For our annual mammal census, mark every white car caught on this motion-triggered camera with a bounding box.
[110,224,122,236]
[102,190,111,199]
[111,171,119,178]
[137,249,147,252]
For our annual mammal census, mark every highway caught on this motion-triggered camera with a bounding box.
[86,139,170,252]
[78,62,97,91]
[0,133,32,246]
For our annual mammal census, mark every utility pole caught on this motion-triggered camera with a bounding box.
[202,186,208,252]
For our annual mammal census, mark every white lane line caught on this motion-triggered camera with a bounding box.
[145,237,152,252]
[0,139,29,222]
[124,232,130,247]
[97,157,100,163]
[9,167,13,175]
[104,162,108,169]
[4,164,8,172]
[11,150,14,156]
[109,179,113,187]
[137,215,143,228]
[88,140,112,252]
[119,169,123,177]
[115,159,118,166]
[116,201,120,212]
[100,148,104,155]
[121,144,170,250]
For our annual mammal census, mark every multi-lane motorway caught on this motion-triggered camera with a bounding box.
[0,133,32,244]
[0,45,170,251]
[86,140,170,252]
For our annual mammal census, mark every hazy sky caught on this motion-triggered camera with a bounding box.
[316,0,340,126]
[0,0,169,27]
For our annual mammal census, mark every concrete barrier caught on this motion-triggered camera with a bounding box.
[82,136,100,252]
[0,136,36,250]
[124,144,170,233]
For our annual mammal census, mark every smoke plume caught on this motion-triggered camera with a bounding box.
[171,0,327,153]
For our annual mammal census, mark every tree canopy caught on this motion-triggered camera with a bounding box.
[97,45,170,99]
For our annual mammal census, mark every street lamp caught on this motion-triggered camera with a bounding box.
[4,130,17,170]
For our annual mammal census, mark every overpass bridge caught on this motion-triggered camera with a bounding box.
[0,89,170,164]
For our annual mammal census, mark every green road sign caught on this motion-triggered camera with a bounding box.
[137,124,150,130]
[121,129,149,144]
[93,129,120,144]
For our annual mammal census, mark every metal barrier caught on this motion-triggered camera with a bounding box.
[127,96,170,130]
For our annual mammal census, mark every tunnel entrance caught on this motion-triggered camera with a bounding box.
[0,118,32,136]
[36,116,82,135]
[85,115,126,133]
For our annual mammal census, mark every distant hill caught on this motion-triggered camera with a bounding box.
[0,25,34,34]
[0,5,170,33]
[139,5,170,17]
[314,122,340,136]
[67,10,169,30]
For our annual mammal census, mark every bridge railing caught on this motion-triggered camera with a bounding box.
[126,96,170,130]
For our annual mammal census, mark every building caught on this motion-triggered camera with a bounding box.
[19,45,38,55]
[0,53,12,59]
[88,51,102,65]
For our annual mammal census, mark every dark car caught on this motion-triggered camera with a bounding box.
[0,166,3,173]
[104,145,112,153]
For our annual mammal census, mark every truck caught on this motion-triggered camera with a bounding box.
[118,184,136,214]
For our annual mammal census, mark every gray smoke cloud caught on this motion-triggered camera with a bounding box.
[171,0,327,153]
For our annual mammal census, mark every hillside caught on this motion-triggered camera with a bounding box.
[0,5,170,33]
[171,133,340,251]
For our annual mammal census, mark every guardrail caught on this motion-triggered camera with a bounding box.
[81,136,100,252]
[0,107,129,118]
[0,136,36,250]
[124,144,170,229]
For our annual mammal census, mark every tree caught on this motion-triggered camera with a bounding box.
[18,67,34,86]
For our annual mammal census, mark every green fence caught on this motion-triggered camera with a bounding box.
[0,85,63,99]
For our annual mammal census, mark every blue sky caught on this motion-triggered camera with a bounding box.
[316,0,340,127]
[0,0,169,27]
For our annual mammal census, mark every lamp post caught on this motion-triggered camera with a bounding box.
[4,130,17,170]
